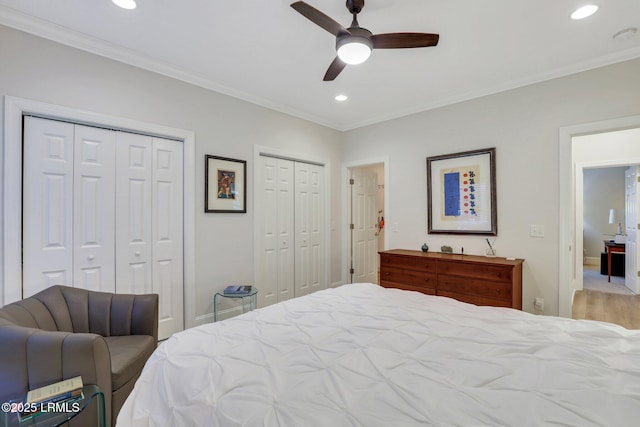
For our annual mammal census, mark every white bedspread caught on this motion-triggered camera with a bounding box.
[117,283,640,426]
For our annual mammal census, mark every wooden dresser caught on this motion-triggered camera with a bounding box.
[379,249,524,309]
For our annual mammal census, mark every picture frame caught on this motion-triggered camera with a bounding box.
[205,155,247,213]
[427,147,497,235]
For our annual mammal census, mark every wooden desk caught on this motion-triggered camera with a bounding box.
[604,241,625,282]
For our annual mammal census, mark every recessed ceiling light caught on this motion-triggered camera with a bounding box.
[112,0,137,10]
[335,94,348,102]
[571,5,598,20]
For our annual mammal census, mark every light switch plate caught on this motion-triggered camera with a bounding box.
[530,224,545,238]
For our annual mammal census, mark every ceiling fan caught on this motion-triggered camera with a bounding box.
[291,0,439,81]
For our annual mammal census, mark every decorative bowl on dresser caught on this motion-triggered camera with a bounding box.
[379,249,524,309]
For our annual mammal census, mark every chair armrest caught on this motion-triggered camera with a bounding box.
[0,325,112,426]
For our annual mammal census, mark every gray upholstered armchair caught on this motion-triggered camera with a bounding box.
[0,285,158,427]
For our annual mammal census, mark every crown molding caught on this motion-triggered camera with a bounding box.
[2,5,639,133]
[343,45,640,131]
[0,6,339,130]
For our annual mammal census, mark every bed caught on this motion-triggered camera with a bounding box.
[117,283,640,426]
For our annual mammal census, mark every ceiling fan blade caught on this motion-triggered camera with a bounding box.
[323,57,347,81]
[372,33,440,49]
[291,1,349,37]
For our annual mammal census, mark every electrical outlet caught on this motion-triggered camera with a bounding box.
[534,297,544,311]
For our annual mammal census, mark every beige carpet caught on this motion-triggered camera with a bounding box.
[583,264,635,295]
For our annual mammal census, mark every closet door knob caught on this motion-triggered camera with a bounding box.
[88,255,95,261]
[135,251,141,257]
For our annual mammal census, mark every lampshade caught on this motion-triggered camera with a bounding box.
[609,208,617,224]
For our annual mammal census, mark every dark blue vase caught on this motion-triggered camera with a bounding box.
[421,243,429,252]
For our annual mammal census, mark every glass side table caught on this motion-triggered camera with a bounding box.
[1,384,106,427]
[214,287,258,322]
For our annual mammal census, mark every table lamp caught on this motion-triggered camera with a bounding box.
[609,208,623,235]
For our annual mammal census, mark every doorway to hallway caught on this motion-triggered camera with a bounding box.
[345,160,388,284]
[559,117,640,317]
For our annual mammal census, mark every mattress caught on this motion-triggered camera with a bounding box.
[117,283,640,426]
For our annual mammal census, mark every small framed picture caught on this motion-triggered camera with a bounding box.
[205,155,246,213]
[427,148,497,235]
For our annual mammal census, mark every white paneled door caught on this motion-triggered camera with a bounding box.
[151,138,184,339]
[295,162,325,297]
[23,117,75,297]
[256,155,324,308]
[256,156,295,307]
[73,125,117,293]
[116,132,153,295]
[350,169,378,284]
[23,117,184,339]
[625,166,639,294]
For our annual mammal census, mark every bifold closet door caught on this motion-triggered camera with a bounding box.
[115,132,153,295]
[23,117,116,296]
[257,156,294,307]
[73,125,117,292]
[151,137,184,339]
[294,162,325,297]
[113,132,184,339]
[23,117,184,339]
[23,118,74,297]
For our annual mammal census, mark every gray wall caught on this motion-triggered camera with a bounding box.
[2,23,640,318]
[583,167,626,263]
[342,58,640,315]
[0,25,344,325]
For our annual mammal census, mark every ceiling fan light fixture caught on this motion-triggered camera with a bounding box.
[570,4,598,20]
[337,36,372,65]
[291,1,439,80]
[112,0,137,10]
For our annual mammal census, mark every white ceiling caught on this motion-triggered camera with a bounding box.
[0,0,639,131]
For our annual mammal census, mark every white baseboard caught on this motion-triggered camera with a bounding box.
[195,282,345,326]
[194,313,214,326]
[584,256,600,266]
[194,306,245,326]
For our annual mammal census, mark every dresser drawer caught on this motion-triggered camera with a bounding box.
[438,261,512,283]
[378,250,523,310]
[380,254,437,273]
[437,291,512,308]
[380,266,436,290]
[381,281,436,295]
[438,275,512,302]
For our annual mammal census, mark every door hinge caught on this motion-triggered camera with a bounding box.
[350,223,354,230]
[350,268,354,275]
[349,178,354,185]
